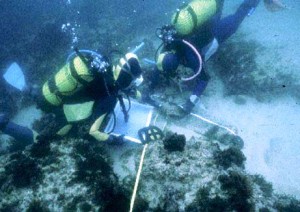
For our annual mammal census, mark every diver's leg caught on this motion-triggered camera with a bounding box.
[212,0,260,43]
[92,96,118,120]
[191,70,209,100]
[2,122,35,145]
[89,96,117,142]
[177,45,210,113]
[215,0,225,20]
[0,113,9,131]
[181,69,210,114]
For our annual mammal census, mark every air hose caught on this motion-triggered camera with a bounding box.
[117,95,129,123]
[66,49,102,63]
[180,39,203,82]
[154,26,203,82]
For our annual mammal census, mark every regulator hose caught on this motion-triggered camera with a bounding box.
[181,39,203,82]
[66,49,102,63]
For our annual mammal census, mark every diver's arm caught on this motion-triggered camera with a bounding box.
[181,68,210,114]
[89,113,125,144]
[89,114,110,142]
[1,121,36,145]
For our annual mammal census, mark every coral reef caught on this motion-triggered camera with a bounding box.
[4,152,42,188]
[218,171,254,211]
[32,113,62,137]
[184,171,254,212]
[274,195,300,211]
[163,132,186,152]
[186,187,228,212]
[252,174,273,198]
[0,202,19,212]
[26,200,50,212]
[72,139,132,211]
[138,136,223,210]
[0,138,124,210]
[29,139,51,159]
[8,140,30,153]
[214,39,261,97]
[73,139,112,183]
[214,147,246,169]
[126,131,300,211]
[213,37,298,101]
[204,126,244,149]
[1,123,300,211]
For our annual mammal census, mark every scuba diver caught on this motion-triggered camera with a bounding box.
[0,49,144,148]
[144,0,281,115]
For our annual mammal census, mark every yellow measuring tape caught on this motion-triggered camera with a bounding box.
[129,143,148,212]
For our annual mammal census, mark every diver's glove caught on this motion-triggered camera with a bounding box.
[180,99,194,115]
[180,95,200,115]
[0,113,9,131]
[107,134,126,145]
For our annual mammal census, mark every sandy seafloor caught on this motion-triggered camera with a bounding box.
[197,0,300,198]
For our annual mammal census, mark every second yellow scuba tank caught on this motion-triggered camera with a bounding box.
[42,56,93,106]
[171,0,217,36]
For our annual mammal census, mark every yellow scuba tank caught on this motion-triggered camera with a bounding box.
[171,0,217,36]
[42,56,94,106]
[113,52,139,81]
